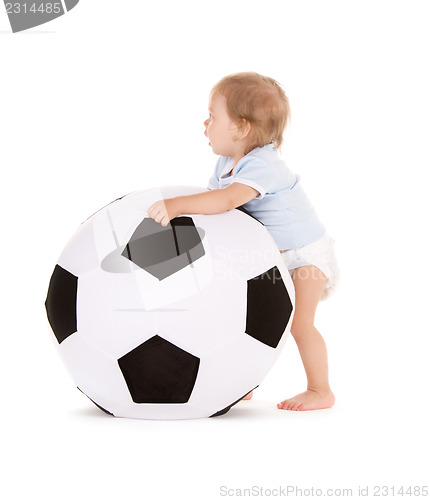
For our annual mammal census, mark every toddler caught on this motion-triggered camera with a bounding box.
[148,72,339,411]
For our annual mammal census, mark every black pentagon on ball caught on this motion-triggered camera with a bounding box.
[77,387,114,416]
[210,386,258,417]
[121,217,205,280]
[45,265,78,344]
[235,205,264,225]
[245,266,293,348]
[118,335,200,404]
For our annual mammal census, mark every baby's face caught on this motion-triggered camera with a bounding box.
[204,93,243,159]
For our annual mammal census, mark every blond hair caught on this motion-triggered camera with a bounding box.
[210,72,290,155]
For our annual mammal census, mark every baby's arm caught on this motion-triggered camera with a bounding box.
[148,183,259,226]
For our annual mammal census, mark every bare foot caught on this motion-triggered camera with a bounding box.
[277,389,335,411]
[242,390,254,400]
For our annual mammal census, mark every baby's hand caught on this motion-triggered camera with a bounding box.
[147,198,180,227]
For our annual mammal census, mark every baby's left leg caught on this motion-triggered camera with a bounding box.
[277,265,335,411]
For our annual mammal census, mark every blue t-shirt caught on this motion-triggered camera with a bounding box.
[207,144,325,250]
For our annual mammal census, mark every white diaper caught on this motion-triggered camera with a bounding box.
[281,233,340,301]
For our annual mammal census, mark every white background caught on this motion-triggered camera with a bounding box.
[1,1,429,499]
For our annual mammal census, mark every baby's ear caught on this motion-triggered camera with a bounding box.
[238,119,251,139]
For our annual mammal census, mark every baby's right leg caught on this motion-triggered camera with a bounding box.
[277,265,335,411]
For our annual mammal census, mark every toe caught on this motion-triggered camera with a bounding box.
[286,400,295,410]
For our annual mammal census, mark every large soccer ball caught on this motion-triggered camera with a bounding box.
[45,186,294,419]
